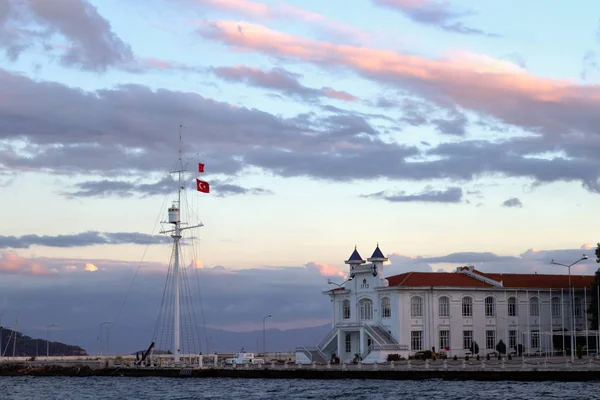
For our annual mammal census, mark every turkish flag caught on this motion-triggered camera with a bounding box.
[198,163,204,173]
[196,178,210,193]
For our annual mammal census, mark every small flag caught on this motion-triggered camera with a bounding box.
[196,179,210,193]
[198,163,205,173]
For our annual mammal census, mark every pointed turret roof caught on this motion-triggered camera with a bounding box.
[345,246,366,264]
[367,244,388,262]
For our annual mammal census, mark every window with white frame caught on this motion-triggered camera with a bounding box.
[530,297,539,316]
[485,296,495,317]
[509,330,517,350]
[342,299,351,319]
[531,329,539,349]
[574,297,583,317]
[462,297,473,317]
[463,330,473,350]
[345,333,351,353]
[438,296,450,317]
[411,331,423,351]
[486,330,496,349]
[381,297,391,318]
[411,296,423,318]
[508,296,517,317]
[359,298,373,320]
[551,297,561,318]
[439,330,450,350]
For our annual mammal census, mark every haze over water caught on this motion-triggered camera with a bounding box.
[0,377,598,399]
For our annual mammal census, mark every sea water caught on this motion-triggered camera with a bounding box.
[0,377,599,399]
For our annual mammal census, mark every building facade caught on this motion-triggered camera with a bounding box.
[296,246,596,364]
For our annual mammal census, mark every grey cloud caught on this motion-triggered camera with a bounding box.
[0,231,171,249]
[418,252,520,264]
[1,0,134,71]
[432,109,468,136]
[502,197,523,208]
[212,181,274,197]
[4,69,600,195]
[372,0,498,37]
[362,187,463,203]
[212,66,357,103]
[63,176,273,199]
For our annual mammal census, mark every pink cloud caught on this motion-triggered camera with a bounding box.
[198,21,600,138]
[321,87,358,102]
[0,252,57,276]
[305,261,345,278]
[189,0,373,45]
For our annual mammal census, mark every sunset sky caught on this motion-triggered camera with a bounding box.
[1,0,600,350]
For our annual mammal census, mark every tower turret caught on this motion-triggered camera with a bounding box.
[367,244,388,277]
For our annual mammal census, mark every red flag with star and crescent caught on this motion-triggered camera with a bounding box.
[196,178,210,193]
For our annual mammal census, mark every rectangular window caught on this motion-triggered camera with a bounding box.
[551,298,561,318]
[342,301,350,319]
[485,297,495,317]
[381,298,391,318]
[509,330,517,350]
[486,330,496,350]
[439,330,450,350]
[439,297,449,317]
[508,297,517,317]
[531,329,539,349]
[411,331,423,351]
[574,298,582,317]
[462,298,472,317]
[463,330,473,350]
[345,333,351,353]
[530,299,539,316]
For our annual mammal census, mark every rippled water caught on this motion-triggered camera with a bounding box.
[0,377,599,400]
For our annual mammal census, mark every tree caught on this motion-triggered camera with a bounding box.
[469,341,479,355]
[588,243,600,330]
[495,339,506,355]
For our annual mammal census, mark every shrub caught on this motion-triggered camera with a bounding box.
[387,354,402,362]
[486,354,490,361]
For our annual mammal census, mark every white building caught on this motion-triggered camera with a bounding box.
[296,246,597,364]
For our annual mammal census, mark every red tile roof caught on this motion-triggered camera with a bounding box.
[481,272,593,289]
[387,272,492,288]
[386,269,594,289]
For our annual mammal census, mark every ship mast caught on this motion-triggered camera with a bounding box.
[160,125,203,362]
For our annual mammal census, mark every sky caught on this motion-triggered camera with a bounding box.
[1,0,600,352]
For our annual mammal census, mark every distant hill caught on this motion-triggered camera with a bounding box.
[0,326,87,357]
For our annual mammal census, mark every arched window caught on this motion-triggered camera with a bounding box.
[485,296,495,317]
[438,296,450,317]
[530,297,539,316]
[551,297,561,318]
[508,296,517,316]
[462,296,473,317]
[411,296,423,317]
[574,297,583,317]
[381,297,391,318]
[342,299,351,319]
[359,298,373,320]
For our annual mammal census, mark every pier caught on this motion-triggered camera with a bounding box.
[2,355,600,381]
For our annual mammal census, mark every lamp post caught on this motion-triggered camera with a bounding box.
[263,315,272,355]
[327,276,354,288]
[551,255,588,363]
[100,321,112,356]
[46,323,59,358]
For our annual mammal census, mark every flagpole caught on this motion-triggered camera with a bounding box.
[585,287,589,356]
[561,288,565,357]
[526,289,530,356]
[550,288,553,357]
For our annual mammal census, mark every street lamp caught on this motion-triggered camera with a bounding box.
[46,324,59,358]
[100,321,112,356]
[327,276,354,288]
[551,254,588,363]
[263,315,272,355]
